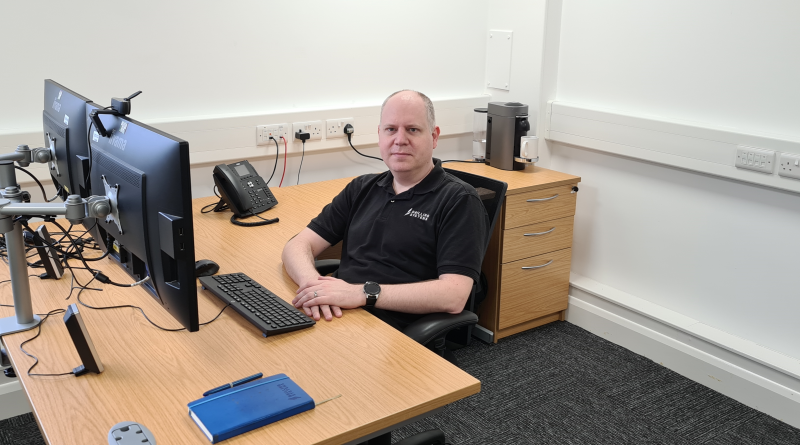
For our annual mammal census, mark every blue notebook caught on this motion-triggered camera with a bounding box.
[188,373,314,443]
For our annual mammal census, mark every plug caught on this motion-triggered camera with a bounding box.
[295,130,311,142]
[344,124,354,135]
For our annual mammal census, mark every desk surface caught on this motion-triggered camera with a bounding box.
[1,176,480,444]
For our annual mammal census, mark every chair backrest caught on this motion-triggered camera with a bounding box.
[443,168,508,258]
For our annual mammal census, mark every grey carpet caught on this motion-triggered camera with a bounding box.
[2,321,799,445]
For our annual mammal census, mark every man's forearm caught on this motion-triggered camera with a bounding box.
[376,275,472,314]
[281,237,321,287]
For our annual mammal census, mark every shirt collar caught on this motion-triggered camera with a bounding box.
[377,158,444,197]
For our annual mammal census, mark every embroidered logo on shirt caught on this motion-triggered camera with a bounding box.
[404,208,430,221]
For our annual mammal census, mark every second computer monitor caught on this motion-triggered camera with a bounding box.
[42,79,93,198]
[85,104,198,331]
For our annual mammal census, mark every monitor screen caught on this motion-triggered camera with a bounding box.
[85,104,198,331]
[42,80,94,198]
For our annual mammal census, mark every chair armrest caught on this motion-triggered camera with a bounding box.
[393,429,446,445]
[402,310,478,346]
[314,259,340,276]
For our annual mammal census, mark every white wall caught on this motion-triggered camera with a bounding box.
[486,1,548,125]
[0,1,488,132]
[551,0,800,359]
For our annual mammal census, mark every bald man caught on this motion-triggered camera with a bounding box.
[282,90,488,330]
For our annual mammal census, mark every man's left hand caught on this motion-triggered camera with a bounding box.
[293,276,365,319]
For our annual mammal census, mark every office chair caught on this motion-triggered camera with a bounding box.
[315,169,508,366]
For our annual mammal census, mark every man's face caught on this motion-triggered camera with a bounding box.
[378,92,440,175]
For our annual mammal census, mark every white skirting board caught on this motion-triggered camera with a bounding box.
[0,378,30,421]
[566,273,800,429]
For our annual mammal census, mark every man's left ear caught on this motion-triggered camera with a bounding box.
[432,126,441,149]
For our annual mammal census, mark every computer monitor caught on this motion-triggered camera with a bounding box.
[85,104,198,331]
[42,80,94,198]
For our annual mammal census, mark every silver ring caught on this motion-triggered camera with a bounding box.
[313,291,318,298]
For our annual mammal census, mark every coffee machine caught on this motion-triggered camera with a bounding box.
[485,101,531,171]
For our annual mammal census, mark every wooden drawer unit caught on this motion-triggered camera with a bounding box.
[443,163,580,343]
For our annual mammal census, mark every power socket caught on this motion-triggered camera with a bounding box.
[778,152,800,180]
[256,124,289,145]
[735,145,775,174]
[325,118,355,139]
[292,121,323,141]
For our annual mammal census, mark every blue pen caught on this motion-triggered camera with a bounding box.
[202,373,264,397]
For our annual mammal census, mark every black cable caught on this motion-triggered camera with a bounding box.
[19,308,75,377]
[346,133,383,161]
[200,304,231,326]
[297,139,305,185]
[268,137,279,184]
[13,166,48,201]
[230,212,279,227]
[76,283,231,331]
[85,120,95,186]
[441,159,486,164]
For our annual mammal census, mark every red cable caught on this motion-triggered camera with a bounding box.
[279,136,288,187]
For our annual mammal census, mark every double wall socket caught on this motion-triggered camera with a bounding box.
[735,146,775,174]
[292,121,323,141]
[256,124,288,145]
[778,152,800,180]
[326,118,355,139]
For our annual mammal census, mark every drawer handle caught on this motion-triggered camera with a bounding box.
[522,260,554,270]
[526,194,559,202]
[523,227,555,236]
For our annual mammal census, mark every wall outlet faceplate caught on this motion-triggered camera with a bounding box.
[256,124,288,145]
[325,118,354,139]
[778,152,800,180]
[735,145,775,174]
[292,121,323,141]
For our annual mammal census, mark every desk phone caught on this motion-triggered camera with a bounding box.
[213,160,278,217]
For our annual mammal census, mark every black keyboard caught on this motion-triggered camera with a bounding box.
[199,273,314,337]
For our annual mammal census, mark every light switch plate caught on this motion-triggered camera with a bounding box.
[735,145,775,174]
[778,152,800,180]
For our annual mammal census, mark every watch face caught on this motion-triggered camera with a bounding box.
[364,282,380,295]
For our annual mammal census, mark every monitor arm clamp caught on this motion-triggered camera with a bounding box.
[0,160,111,338]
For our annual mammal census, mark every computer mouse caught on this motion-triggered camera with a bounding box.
[195,259,220,277]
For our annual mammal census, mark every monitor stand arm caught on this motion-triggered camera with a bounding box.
[0,160,110,338]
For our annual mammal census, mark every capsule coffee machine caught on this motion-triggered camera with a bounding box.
[485,101,532,171]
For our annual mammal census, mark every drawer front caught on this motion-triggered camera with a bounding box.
[502,216,574,264]
[505,185,576,229]
[498,248,571,330]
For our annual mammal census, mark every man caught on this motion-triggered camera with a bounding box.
[282,90,488,329]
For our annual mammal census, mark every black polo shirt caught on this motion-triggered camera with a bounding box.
[308,159,489,287]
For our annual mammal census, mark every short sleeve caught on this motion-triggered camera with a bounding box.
[436,192,489,282]
[307,177,362,245]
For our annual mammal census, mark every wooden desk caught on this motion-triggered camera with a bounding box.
[0,177,480,444]
[443,164,581,343]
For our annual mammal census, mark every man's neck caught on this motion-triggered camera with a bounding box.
[392,161,435,195]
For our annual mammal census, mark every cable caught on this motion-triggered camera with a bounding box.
[76,283,231,331]
[46,185,63,202]
[298,139,305,185]
[230,212,279,227]
[13,166,48,201]
[19,308,75,377]
[279,136,287,187]
[345,128,382,162]
[267,137,279,184]
[441,159,486,164]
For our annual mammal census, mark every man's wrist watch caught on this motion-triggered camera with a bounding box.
[363,281,381,308]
